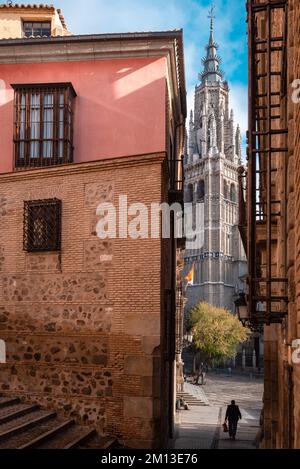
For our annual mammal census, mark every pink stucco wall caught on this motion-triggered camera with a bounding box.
[0,57,167,173]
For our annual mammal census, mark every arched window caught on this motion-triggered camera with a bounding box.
[186,183,194,203]
[223,180,228,199]
[197,180,205,201]
[230,183,237,202]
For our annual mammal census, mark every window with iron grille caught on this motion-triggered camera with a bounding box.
[23,21,51,38]
[23,199,62,252]
[12,83,76,169]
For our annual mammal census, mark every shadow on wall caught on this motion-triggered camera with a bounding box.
[0,57,167,173]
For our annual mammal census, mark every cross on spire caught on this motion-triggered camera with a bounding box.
[208,4,215,31]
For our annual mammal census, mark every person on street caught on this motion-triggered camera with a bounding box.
[199,362,208,385]
[225,400,242,440]
[193,369,201,385]
[193,363,207,385]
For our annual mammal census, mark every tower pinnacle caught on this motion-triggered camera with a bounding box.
[199,5,223,85]
[208,4,215,33]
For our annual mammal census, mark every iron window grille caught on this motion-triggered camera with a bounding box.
[23,21,51,38]
[23,199,62,252]
[12,83,76,169]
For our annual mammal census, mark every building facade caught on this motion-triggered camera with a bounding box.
[244,0,300,448]
[184,16,247,313]
[0,4,186,448]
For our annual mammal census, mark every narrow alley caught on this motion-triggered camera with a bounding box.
[173,372,263,450]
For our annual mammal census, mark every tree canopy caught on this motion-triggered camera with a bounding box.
[186,301,250,363]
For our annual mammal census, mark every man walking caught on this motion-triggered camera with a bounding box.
[199,362,208,385]
[225,400,242,440]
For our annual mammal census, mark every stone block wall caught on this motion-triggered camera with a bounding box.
[0,152,168,448]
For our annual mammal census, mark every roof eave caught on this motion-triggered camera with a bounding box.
[0,30,186,117]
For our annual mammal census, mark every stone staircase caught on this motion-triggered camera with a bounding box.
[177,383,209,407]
[0,396,117,449]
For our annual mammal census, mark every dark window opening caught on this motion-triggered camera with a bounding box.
[12,83,76,169]
[186,183,194,203]
[23,21,51,38]
[197,180,205,201]
[23,199,61,252]
[224,180,228,199]
[230,183,237,202]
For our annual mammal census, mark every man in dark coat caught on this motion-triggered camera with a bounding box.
[225,400,242,440]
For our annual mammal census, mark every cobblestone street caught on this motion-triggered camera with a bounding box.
[173,372,263,450]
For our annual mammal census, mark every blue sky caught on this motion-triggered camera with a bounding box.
[34,0,248,150]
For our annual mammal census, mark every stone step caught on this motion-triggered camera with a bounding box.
[0,409,57,441]
[63,428,97,449]
[79,435,118,450]
[0,398,20,409]
[37,425,97,449]
[177,392,208,407]
[18,419,76,449]
[0,395,118,449]
[0,415,75,449]
[0,403,40,424]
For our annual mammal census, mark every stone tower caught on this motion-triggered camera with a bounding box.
[184,12,247,312]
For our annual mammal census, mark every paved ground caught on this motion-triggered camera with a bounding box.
[173,372,263,450]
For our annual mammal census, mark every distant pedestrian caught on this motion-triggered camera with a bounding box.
[193,369,200,385]
[199,362,208,385]
[193,363,207,385]
[225,400,242,440]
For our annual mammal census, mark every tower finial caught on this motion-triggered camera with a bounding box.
[199,4,223,84]
[208,4,215,32]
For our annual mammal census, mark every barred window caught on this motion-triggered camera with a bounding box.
[12,83,76,169]
[24,199,62,252]
[23,21,51,38]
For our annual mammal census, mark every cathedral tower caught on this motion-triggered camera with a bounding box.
[184,10,247,312]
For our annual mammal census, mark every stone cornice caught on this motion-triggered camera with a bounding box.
[0,37,177,63]
[0,152,166,184]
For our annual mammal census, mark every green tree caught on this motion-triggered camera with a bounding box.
[186,301,250,364]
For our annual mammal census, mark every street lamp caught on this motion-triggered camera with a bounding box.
[183,331,194,345]
[235,292,249,327]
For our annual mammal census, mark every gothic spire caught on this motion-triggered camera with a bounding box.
[199,5,223,84]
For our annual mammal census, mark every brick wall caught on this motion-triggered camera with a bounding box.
[0,152,170,448]
[291,0,300,449]
[255,0,300,448]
